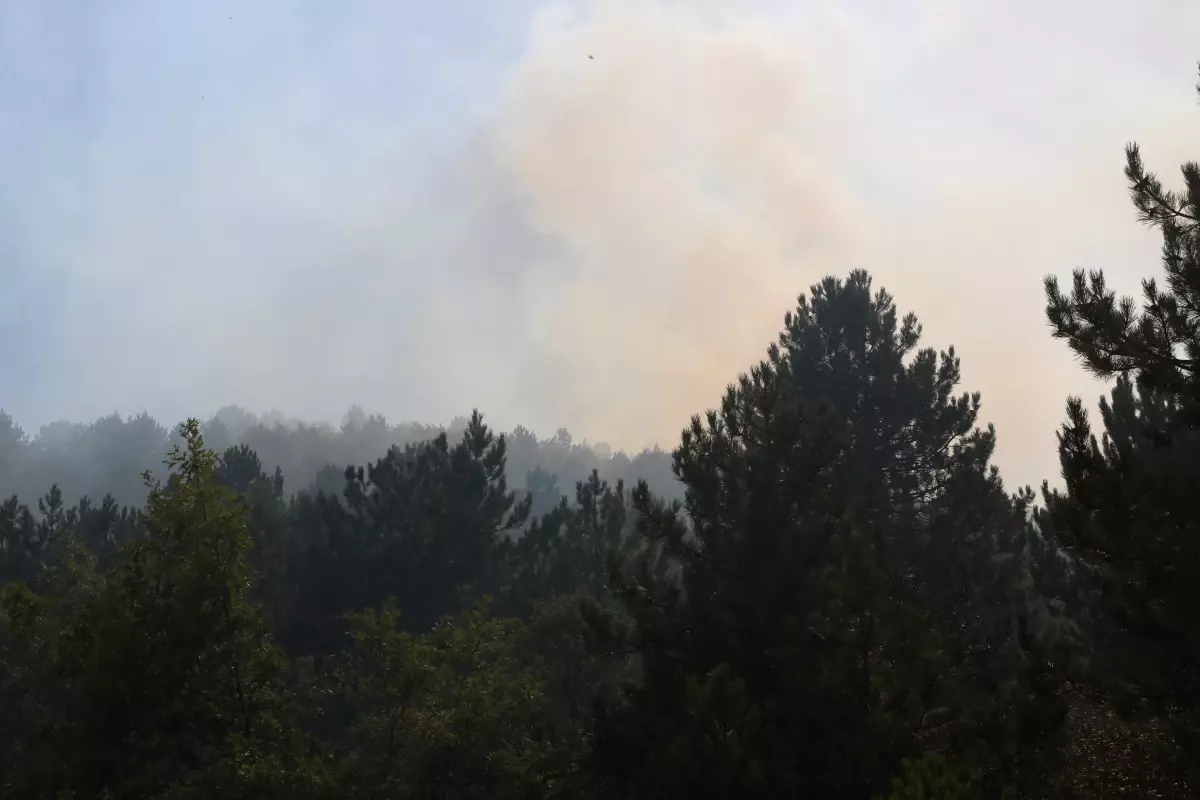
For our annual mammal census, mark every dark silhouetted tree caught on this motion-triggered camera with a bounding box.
[1040,64,1200,793]
[586,271,1055,798]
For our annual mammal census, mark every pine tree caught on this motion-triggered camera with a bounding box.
[282,410,531,654]
[1041,65,1200,784]
[0,420,322,798]
[586,272,1044,798]
[509,469,631,612]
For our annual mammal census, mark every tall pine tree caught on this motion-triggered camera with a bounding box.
[586,271,1048,798]
[1041,64,1200,788]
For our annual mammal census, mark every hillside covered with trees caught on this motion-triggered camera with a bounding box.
[1,68,1199,800]
[0,403,682,518]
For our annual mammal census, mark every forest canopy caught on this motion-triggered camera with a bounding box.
[2,65,1200,800]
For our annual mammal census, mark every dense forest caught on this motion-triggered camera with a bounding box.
[2,70,1199,800]
[0,404,682,525]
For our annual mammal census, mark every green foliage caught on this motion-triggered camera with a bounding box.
[1041,65,1200,791]
[322,597,595,798]
[0,484,140,588]
[0,420,322,799]
[9,66,1200,797]
[586,271,1054,798]
[878,753,978,800]
[0,406,683,513]
[279,410,532,654]
[508,470,632,613]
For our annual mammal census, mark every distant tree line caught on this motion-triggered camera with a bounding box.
[1,64,1198,800]
[0,405,681,516]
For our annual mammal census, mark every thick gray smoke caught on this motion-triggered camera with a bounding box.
[1,0,1199,491]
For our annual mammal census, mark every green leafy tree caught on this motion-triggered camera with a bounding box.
[877,753,978,800]
[325,598,588,799]
[0,420,322,798]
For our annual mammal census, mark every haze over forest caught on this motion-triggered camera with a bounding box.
[3,1,1199,493]
[6,3,1200,798]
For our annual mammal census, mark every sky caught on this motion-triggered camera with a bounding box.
[1,0,1199,490]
